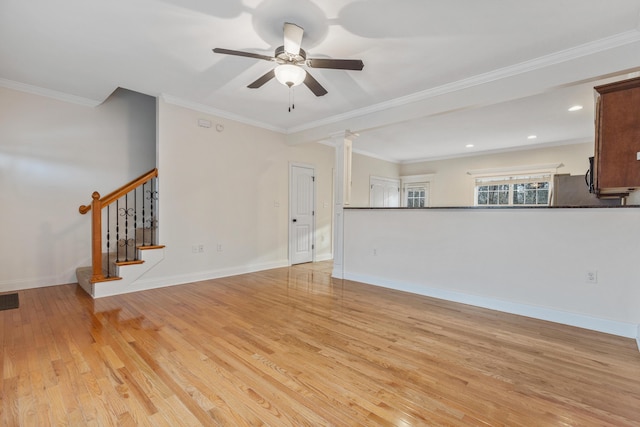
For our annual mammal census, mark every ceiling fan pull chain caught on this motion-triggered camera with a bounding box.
[288,87,296,112]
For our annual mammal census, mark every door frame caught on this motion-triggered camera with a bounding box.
[289,162,316,265]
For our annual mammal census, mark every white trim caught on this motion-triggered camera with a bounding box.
[0,274,77,293]
[91,247,165,298]
[400,174,436,184]
[344,272,638,339]
[369,176,401,208]
[96,260,290,298]
[319,139,401,164]
[314,253,334,263]
[467,163,563,177]
[637,324,640,352]
[369,175,400,184]
[401,137,592,164]
[3,30,640,134]
[289,162,316,265]
[0,77,103,107]
[0,259,87,292]
[287,30,640,134]
[161,94,286,133]
[400,174,433,207]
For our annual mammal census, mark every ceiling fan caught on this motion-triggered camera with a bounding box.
[213,22,364,97]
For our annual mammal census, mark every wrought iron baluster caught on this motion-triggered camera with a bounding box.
[106,204,111,278]
[116,199,120,263]
[154,177,158,245]
[145,179,158,246]
[150,179,155,245]
[118,195,135,262]
[125,193,129,261]
[134,186,138,259]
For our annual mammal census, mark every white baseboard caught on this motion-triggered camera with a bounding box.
[345,272,638,339]
[314,254,333,262]
[119,259,291,296]
[0,270,79,293]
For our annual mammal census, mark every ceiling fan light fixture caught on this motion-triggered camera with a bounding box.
[274,64,306,87]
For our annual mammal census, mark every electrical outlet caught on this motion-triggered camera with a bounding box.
[217,244,223,252]
[373,248,378,256]
[198,244,204,253]
[586,270,598,284]
[192,245,198,253]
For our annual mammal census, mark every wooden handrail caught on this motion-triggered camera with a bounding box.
[79,168,158,214]
[78,167,158,282]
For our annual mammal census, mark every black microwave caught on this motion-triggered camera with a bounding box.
[586,156,595,193]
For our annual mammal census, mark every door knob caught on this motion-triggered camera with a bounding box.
[292,219,297,222]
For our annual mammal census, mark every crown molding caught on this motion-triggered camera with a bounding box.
[160,94,286,133]
[401,137,592,164]
[467,163,564,177]
[351,147,401,164]
[288,29,640,134]
[317,138,401,164]
[0,78,102,107]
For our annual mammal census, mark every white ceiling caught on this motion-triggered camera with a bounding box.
[2,0,640,162]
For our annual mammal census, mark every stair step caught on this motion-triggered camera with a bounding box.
[115,260,144,266]
[139,245,165,250]
[92,276,123,283]
[76,244,165,298]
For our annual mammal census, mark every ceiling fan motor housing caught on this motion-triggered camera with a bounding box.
[275,46,306,64]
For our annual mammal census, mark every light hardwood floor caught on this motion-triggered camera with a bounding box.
[2,261,640,426]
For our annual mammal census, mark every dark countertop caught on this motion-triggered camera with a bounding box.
[345,205,639,210]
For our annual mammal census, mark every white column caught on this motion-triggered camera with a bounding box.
[332,130,356,279]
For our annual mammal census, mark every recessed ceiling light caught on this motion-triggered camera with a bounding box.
[465,144,474,148]
[527,135,537,140]
[568,105,583,112]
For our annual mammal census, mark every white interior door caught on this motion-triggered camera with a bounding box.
[370,177,400,207]
[290,164,315,264]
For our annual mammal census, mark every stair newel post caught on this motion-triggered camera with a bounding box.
[90,191,104,282]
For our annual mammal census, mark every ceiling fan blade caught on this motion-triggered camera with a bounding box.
[213,48,275,62]
[303,72,328,97]
[247,69,276,88]
[307,58,364,71]
[283,22,304,55]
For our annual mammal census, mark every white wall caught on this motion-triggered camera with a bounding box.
[0,86,156,291]
[350,152,400,207]
[343,208,640,338]
[137,98,335,289]
[401,143,594,206]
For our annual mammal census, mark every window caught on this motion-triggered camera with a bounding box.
[512,181,550,205]
[475,175,551,206]
[401,174,432,207]
[406,186,426,208]
[477,184,510,205]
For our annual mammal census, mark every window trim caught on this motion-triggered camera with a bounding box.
[400,174,433,208]
[466,163,563,178]
[405,184,428,208]
[474,175,553,207]
[468,164,562,207]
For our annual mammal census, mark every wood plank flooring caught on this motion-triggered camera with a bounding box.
[2,261,640,426]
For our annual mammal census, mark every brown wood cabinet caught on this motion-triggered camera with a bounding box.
[593,76,640,197]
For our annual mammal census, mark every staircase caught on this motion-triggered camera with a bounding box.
[76,168,165,298]
[76,245,165,298]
